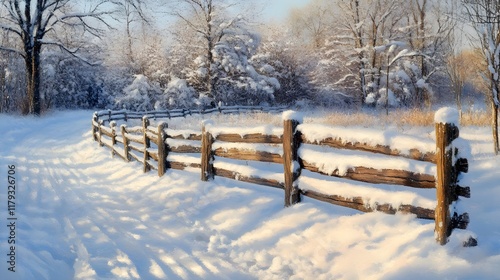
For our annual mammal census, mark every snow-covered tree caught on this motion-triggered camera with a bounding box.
[115,74,161,111]
[462,0,500,154]
[0,0,118,115]
[42,51,105,109]
[0,30,24,112]
[252,29,313,106]
[170,0,279,106]
[156,76,209,109]
[405,0,456,108]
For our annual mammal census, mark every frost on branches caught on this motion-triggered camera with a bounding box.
[172,0,281,107]
[157,77,210,110]
[116,74,161,111]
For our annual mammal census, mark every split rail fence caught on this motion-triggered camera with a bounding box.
[91,108,474,246]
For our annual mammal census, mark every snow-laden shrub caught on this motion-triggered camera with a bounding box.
[155,77,209,109]
[115,74,161,111]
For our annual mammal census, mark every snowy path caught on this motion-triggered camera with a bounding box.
[1,111,500,279]
[0,112,253,279]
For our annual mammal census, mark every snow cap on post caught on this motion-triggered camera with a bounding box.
[201,119,214,127]
[282,110,304,123]
[434,107,459,126]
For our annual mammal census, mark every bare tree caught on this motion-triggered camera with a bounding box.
[288,0,333,49]
[116,0,150,68]
[462,0,500,154]
[0,0,117,115]
[407,0,455,108]
[337,0,368,104]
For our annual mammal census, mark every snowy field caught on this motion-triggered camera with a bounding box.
[0,110,500,280]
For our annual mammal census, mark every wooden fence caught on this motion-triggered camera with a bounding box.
[91,108,473,246]
[92,106,288,126]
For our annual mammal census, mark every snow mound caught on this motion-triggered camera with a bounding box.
[434,107,459,125]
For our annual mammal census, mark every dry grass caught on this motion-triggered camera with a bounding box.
[312,108,491,127]
[156,107,492,129]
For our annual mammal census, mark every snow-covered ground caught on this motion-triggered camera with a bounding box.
[0,110,499,280]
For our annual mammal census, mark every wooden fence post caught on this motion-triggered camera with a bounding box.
[201,121,214,181]
[121,125,130,162]
[435,121,459,245]
[98,120,104,146]
[142,116,151,173]
[92,113,98,141]
[283,112,302,207]
[157,122,167,177]
[110,121,117,157]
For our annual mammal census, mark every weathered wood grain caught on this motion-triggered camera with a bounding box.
[301,160,436,189]
[301,189,435,220]
[213,148,283,164]
[214,167,283,189]
[302,136,436,163]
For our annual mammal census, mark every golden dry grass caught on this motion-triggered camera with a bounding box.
[311,108,491,127]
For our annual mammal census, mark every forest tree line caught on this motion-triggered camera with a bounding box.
[0,0,494,116]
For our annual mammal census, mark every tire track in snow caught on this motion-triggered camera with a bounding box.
[0,111,265,279]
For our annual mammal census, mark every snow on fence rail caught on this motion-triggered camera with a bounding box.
[91,107,474,246]
[93,106,288,126]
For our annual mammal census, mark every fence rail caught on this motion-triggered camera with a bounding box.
[93,106,288,126]
[92,107,474,246]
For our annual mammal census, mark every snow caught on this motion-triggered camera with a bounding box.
[205,124,283,138]
[299,171,436,210]
[298,123,436,156]
[1,110,500,279]
[281,110,303,122]
[212,142,282,156]
[213,157,284,183]
[167,153,200,164]
[434,107,460,126]
[299,144,435,176]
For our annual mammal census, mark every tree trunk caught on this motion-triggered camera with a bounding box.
[492,101,499,155]
[354,0,367,106]
[32,43,42,115]
[24,50,34,115]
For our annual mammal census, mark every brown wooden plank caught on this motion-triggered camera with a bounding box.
[301,160,436,189]
[214,167,283,189]
[213,148,283,164]
[215,133,282,144]
[146,126,159,135]
[168,134,202,141]
[149,151,159,161]
[201,125,214,181]
[92,115,98,141]
[283,119,301,206]
[147,132,159,144]
[129,144,143,153]
[157,123,167,177]
[143,117,151,173]
[124,133,145,145]
[435,122,457,245]
[169,145,201,153]
[169,161,201,170]
[100,126,114,138]
[301,189,435,220]
[121,125,130,162]
[302,136,436,163]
